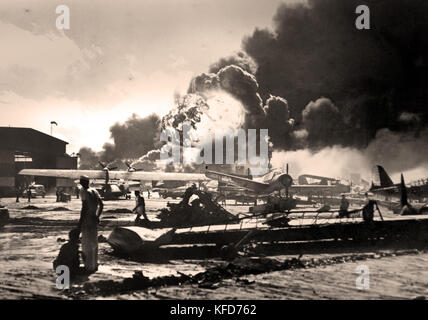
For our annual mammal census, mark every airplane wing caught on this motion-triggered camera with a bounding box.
[370,185,399,193]
[205,170,269,192]
[19,169,209,181]
[290,185,345,193]
[20,169,106,180]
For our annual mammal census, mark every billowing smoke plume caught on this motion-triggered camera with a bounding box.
[208,51,257,75]
[79,0,428,179]
[271,127,428,182]
[243,0,428,150]
[78,113,161,169]
[238,0,428,177]
[146,63,295,172]
[188,64,266,129]
[78,147,100,170]
[364,128,428,176]
[300,98,347,149]
[264,96,294,149]
[101,113,161,162]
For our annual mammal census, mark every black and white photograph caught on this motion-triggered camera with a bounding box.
[0,0,428,304]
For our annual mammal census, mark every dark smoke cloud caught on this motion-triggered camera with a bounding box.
[77,147,100,170]
[78,0,428,176]
[78,113,161,169]
[263,95,294,149]
[208,51,257,75]
[101,113,161,162]
[301,97,347,149]
[243,0,428,148]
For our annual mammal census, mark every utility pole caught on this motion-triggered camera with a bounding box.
[50,121,58,136]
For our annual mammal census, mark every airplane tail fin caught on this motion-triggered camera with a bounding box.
[375,165,394,188]
[400,173,408,207]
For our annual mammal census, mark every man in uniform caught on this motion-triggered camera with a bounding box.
[134,190,149,223]
[77,175,103,274]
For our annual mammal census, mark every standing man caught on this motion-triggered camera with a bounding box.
[134,190,149,223]
[339,194,350,218]
[362,193,381,223]
[15,185,21,203]
[27,187,31,203]
[77,175,103,274]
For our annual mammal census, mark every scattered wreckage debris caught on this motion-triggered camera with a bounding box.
[108,208,428,259]
[65,249,424,298]
[107,227,177,255]
[151,185,238,228]
[0,206,9,228]
[219,229,258,260]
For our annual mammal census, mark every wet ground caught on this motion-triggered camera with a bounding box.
[0,195,427,300]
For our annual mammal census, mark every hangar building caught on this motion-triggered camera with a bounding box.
[0,127,77,196]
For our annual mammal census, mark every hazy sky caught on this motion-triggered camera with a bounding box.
[0,0,302,152]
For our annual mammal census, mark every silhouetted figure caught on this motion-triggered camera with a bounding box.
[134,190,149,223]
[15,186,21,203]
[362,200,377,223]
[53,228,81,277]
[78,175,103,274]
[339,194,350,218]
[27,188,31,203]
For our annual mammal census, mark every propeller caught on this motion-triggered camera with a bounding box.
[124,161,141,172]
[99,161,117,171]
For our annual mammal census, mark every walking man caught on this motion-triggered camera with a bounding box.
[77,175,103,274]
[134,190,149,223]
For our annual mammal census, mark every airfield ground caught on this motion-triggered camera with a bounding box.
[0,195,427,299]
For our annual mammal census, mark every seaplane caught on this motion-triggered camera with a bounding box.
[19,160,209,200]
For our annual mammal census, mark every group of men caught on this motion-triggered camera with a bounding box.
[54,176,103,275]
[54,176,149,277]
[15,185,31,203]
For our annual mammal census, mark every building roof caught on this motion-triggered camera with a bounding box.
[0,127,68,144]
[0,127,68,155]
